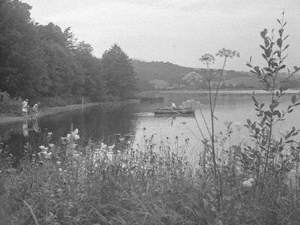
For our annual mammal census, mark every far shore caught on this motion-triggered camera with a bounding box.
[139,89,300,95]
[0,100,138,125]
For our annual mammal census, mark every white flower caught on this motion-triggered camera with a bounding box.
[56,161,61,165]
[49,143,54,148]
[74,134,80,140]
[58,168,63,172]
[107,152,113,161]
[44,152,52,159]
[64,129,80,142]
[119,137,125,142]
[108,144,115,151]
[73,152,81,158]
[39,145,48,151]
[101,143,107,149]
[242,178,255,188]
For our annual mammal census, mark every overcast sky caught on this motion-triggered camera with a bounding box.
[23,0,300,71]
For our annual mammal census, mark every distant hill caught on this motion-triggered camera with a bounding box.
[132,60,193,84]
[132,59,300,90]
[133,60,261,90]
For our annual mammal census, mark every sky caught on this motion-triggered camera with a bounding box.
[23,0,300,71]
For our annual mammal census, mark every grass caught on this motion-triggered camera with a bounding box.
[0,129,299,225]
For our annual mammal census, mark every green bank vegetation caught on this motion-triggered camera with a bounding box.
[0,0,137,115]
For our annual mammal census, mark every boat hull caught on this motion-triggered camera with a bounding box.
[154,108,194,116]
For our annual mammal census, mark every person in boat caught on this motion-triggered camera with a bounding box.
[171,102,177,110]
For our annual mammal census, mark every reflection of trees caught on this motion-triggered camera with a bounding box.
[0,105,138,165]
[1,118,44,167]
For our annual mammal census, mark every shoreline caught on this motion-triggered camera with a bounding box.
[0,101,138,125]
[139,89,300,95]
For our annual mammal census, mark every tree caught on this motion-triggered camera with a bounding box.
[74,41,106,101]
[0,0,45,98]
[101,44,137,99]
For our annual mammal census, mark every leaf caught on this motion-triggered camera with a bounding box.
[274,110,281,118]
[283,35,289,41]
[246,63,252,68]
[260,28,268,39]
[294,66,300,73]
[264,111,272,118]
[277,19,281,25]
[278,65,286,71]
[279,28,284,37]
[252,95,258,106]
[277,38,283,48]
[283,44,289,51]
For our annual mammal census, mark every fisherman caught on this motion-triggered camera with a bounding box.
[32,102,40,117]
[22,99,29,117]
[171,102,177,109]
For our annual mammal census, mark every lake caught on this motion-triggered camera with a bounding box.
[1,90,300,166]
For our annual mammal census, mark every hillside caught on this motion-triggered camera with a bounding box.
[133,60,300,90]
[133,60,262,90]
[132,60,193,83]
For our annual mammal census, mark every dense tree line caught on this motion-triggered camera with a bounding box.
[0,0,136,102]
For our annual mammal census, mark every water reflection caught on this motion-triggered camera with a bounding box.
[0,105,138,166]
[1,93,300,166]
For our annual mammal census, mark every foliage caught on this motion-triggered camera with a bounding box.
[101,44,137,99]
[244,12,300,188]
[0,0,137,103]
[1,125,300,225]
[189,12,300,224]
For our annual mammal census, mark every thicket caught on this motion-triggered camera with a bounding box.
[0,0,137,103]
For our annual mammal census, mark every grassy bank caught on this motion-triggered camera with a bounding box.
[0,129,299,225]
[0,100,138,125]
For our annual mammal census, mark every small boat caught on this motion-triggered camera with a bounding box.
[154,107,194,116]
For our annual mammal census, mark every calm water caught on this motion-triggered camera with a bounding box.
[1,91,300,165]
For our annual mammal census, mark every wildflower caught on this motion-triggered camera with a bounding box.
[39,145,48,152]
[216,48,240,58]
[119,137,125,142]
[108,144,115,151]
[49,143,54,148]
[107,152,113,161]
[72,128,80,140]
[242,178,255,188]
[58,168,63,172]
[62,129,80,143]
[100,142,107,149]
[199,53,215,64]
[56,161,61,165]
[72,152,81,158]
[47,132,53,138]
[44,152,52,159]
